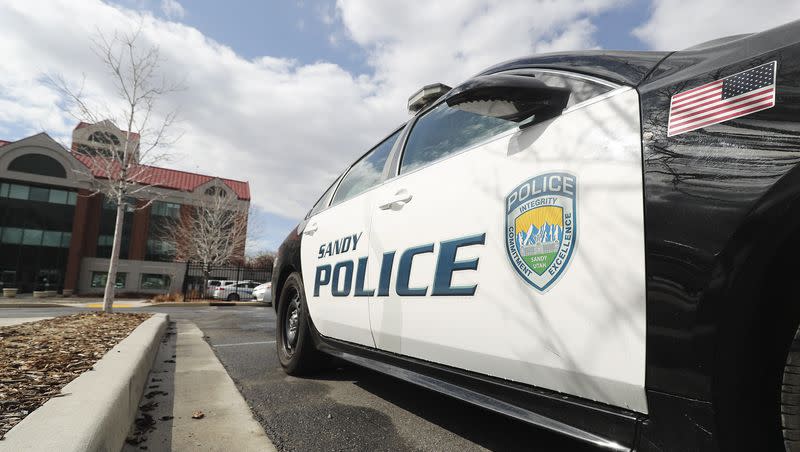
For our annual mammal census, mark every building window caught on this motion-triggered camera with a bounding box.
[88,131,121,145]
[8,154,67,178]
[48,189,67,204]
[0,182,77,206]
[1,227,23,244]
[140,273,171,290]
[91,271,126,289]
[0,228,71,248]
[205,186,228,198]
[151,201,181,218]
[21,229,43,246]
[98,196,133,259]
[8,184,29,200]
[102,197,134,212]
[42,231,62,247]
[29,186,49,202]
[146,239,177,262]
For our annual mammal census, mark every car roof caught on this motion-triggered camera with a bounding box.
[477,50,670,87]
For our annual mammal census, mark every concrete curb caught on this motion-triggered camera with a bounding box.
[2,313,169,451]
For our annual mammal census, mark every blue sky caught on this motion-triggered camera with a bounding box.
[1,0,795,252]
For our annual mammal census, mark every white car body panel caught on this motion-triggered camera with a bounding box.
[300,192,376,347]
[212,281,259,300]
[253,283,272,302]
[364,88,647,413]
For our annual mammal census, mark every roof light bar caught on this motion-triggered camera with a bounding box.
[408,83,452,114]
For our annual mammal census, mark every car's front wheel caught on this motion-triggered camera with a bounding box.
[227,293,240,301]
[276,272,327,375]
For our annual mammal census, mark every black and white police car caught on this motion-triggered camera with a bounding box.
[271,20,800,451]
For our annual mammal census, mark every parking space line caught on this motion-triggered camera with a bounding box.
[213,340,276,347]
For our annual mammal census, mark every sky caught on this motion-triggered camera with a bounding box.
[1,0,798,252]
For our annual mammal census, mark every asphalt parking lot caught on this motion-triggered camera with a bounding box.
[0,305,594,451]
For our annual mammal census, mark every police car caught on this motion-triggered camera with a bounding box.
[271,20,800,451]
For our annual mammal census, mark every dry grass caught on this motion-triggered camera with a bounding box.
[0,312,151,439]
[151,293,184,303]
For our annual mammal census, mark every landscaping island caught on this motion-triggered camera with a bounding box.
[0,312,152,439]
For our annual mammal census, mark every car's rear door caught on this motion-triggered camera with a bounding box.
[365,70,649,413]
[299,129,402,347]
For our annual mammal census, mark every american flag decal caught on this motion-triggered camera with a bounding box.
[667,61,777,137]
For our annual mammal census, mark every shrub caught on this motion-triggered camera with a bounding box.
[151,293,185,303]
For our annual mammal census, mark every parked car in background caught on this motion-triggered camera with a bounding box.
[206,279,233,297]
[212,280,261,301]
[252,282,272,304]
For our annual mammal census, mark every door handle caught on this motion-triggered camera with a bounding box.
[379,189,413,210]
[303,221,318,235]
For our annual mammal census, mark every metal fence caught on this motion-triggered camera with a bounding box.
[182,262,272,301]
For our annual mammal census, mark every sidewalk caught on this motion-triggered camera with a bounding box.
[124,319,275,451]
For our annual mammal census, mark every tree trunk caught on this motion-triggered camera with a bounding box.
[203,266,210,300]
[102,202,125,313]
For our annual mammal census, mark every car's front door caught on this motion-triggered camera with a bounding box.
[366,71,649,413]
[299,129,402,347]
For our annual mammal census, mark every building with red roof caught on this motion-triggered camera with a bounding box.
[0,122,251,295]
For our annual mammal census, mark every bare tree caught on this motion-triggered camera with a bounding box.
[49,28,180,312]
[164,190,249,293]
[246,251,276,271]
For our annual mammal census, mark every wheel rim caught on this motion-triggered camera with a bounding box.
[283,290,301,355]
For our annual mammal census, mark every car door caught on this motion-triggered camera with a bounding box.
[366,70,648,413]
[299,129,402,347]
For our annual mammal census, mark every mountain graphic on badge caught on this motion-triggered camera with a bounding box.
[505,172,577,292]
[516,213,563,275]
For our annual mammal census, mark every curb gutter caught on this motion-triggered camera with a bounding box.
[1,313,169,451]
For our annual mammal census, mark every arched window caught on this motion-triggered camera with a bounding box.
[88,131,120,145]
[8,154,67,178]
[205,186,227,197]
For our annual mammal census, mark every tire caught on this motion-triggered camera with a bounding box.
[276,272,327,375]
[227,293,240,301]
[783,326,800,450]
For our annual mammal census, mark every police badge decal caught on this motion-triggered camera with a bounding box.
[505,172,577,292]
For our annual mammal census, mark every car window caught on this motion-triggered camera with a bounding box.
[399,102,517,174]
[525,71,614,108]
[330,130,401,206]
[398,70,615,175]
[308,179,339,218]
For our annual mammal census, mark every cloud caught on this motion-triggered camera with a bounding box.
[634,1,800,50]
[0,0,627,225]
[160,0,185,19]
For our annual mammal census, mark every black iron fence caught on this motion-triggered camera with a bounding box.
[182,262,272,301]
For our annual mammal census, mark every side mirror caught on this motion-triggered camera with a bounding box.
[445,74,570,123]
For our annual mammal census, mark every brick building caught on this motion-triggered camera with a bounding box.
[0,122,250,295]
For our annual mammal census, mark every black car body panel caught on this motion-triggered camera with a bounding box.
[477,50,671,86]
[271,225,303,309]
[271,19,800,451]
[636,19,800,450]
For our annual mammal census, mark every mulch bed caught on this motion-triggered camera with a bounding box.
[0,312,152,439]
